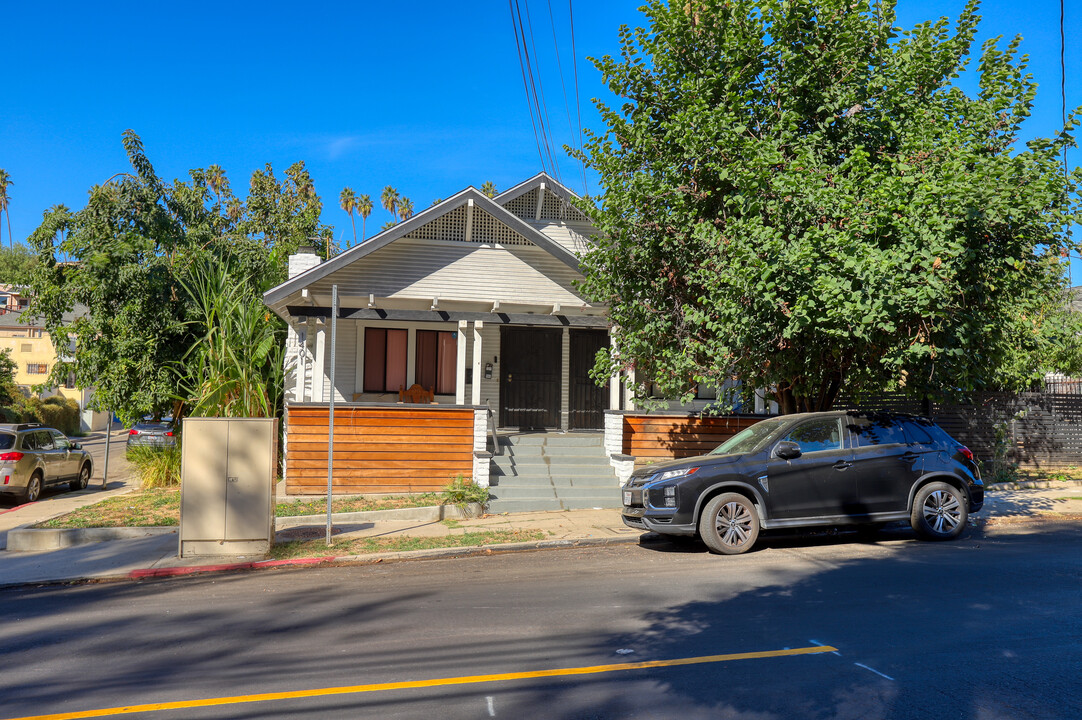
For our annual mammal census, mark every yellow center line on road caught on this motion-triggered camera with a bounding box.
[8,644,837,720]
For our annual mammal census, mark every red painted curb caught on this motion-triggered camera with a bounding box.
[129,556,337,579]
[0,502,36,515]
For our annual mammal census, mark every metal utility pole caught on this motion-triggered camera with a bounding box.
[326,285,338,546]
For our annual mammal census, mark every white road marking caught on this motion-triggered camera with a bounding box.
[809,639,842,656]
[854,662,894,681]
[486,695,495,716]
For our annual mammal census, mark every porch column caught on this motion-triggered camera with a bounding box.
[560,327,570,430]
[472,321,484,406]
[623,367,636,411]
[609,334,621,411]
[294,324,308,402]
[456,320,468,405]
[312,324,326,402]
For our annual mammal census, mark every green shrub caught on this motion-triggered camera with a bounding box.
[37,396,81,435]
[127,445,182,489]
[440,474,489,509]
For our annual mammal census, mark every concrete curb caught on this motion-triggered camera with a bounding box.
[986,480,1082,491]
[120,535,641,582]
[8,504,486,552]
[7,526,176,552]
[275,503,484,528]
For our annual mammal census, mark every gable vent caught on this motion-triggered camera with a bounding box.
[472,207,533,246]
[541,190,588,223]
[501,189,537,220]
[404,205,467,242]
[403,203,534,246]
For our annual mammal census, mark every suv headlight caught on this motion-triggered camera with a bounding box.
[652,467,699,483]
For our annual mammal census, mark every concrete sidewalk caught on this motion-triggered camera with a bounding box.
[1,484,1080,589]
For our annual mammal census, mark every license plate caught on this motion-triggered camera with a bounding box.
[623,491,632,506]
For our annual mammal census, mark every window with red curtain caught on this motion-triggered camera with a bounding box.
[363,328,408,392]
[416,330,457,395]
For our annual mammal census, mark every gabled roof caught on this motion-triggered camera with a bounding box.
[263,185,584,308]
[495,171,584,208]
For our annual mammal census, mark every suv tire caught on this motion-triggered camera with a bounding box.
[911,481,967,540]
[699,493,760,555]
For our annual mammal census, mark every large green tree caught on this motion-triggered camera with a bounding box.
[577,0,1082,413]
[27,130,333,424]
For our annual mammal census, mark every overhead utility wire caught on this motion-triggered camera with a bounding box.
[521,0,564,183]
[513,0,559,178]
[511,0,548,175]
[568,0,588,195]
[546,0,579,165]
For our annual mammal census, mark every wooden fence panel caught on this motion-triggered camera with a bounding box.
[623,415,761,458]
[285,404,475,495]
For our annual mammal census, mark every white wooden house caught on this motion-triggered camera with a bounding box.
[263,173,645,505]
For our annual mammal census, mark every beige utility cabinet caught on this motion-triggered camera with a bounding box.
[179,417,278,557]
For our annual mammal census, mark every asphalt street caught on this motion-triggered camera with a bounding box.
[1,520,1080,720]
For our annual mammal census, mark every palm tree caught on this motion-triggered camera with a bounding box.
[481,181,498,198]
[0,170,12,249]
[381,185,399,222]
[358,194,373,241]
[206,164,228,208]
[399,197,414,221]
[339,187,358,247]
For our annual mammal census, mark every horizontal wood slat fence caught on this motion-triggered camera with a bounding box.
[623,415,761,458]
[833,392,1082,469]
[622,392,1082,468]
[285,404,475,494]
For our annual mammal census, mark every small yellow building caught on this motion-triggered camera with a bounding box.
[0,285,107,431]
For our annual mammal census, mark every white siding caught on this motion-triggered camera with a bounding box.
[528,222,596,256]
[308,239,588,306]
[322,320,358,402]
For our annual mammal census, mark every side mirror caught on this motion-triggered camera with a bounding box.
[773,441,802,460]
[71,442,81,450]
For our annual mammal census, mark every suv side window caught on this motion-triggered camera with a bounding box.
[781,418,842,453]
[31,431,54,450]
[51,430,70,450]
[851,417,908,447]
[903,421,935,446]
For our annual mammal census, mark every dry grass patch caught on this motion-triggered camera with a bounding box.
[37,490,453,529]
[36,489,182,529]
[275,494,443,517]
[269,529,547,560]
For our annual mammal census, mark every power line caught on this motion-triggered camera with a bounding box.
[568,0,588,196]
[510,0,548,174]
[521,0,563,182]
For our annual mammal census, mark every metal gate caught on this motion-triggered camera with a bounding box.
[569,329,609,429]
[499,327,561,429]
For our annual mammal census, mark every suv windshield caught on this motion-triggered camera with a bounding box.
[710,417,787,455]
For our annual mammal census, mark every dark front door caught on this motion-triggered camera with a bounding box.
[569,330,609,429]
[500,327,561,429]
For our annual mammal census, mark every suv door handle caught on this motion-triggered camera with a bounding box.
[833,461,852,470]
[901,452,919,462]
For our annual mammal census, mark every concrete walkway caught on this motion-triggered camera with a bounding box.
[1,482,1080,589]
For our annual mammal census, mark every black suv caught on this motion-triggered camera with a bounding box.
[621,411,983,554]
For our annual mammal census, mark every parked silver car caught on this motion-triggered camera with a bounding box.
[126,419,176,449]
[0,424,94,504]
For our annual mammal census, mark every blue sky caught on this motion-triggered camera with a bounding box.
[3,1,1079,265]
